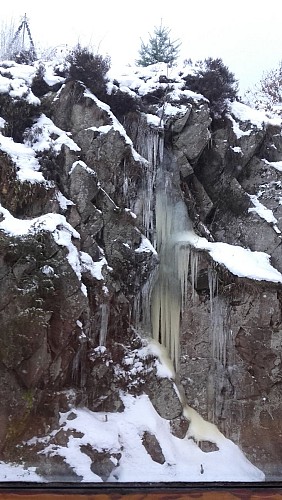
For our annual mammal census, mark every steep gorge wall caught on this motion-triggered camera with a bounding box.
[0,61,281,479]
[164,100,282,478]
[123,85,282,477]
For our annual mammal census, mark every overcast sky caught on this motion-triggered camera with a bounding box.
[2,0,282,93]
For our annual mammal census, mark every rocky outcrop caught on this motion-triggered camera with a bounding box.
[0,60,281,480]
[166,100,282,478]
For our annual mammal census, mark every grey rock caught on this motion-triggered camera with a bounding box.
[144,377,183,420]
[141,431,165,464]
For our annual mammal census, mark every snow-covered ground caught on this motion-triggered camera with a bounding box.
[0,392,264,483]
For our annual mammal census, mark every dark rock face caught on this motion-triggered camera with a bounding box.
[0,61,282,480]
[169,105,282,478]
[179,266,282,477]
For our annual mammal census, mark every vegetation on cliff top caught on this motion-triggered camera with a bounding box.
[136,22,181,67]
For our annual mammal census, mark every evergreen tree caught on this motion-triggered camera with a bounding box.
[136,23,181,67]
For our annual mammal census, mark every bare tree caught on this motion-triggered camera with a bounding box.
[0,15,36,62]
[0,18,20,60]
[244,62,282,115]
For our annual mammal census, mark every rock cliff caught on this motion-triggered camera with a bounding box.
[0,59,281,481]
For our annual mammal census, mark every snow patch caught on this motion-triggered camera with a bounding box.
[174,231,282,283]
[248,194,281,233]
[135,234,157,255]
[26,114,81,153]
[80,251,108,281]
[263,158,282,172]
[0,134,47,184]
[56,191,75,211]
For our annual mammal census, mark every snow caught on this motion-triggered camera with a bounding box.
[168,87,207,103]
[26,114,81,153]
[0,462,43,482]
[0,62,39,104]
[0,59,64,104]
[174,231,282,283]
[146,113,162,127]
[84,89,145,163]
[41,265,55,277]
[163,102,187,117]
[135,234,158,255]
[1,62,36,83]
[124,208,137,219]
[0,134,47,184]
[263,158,282,172]
[42,62,65,87]
[12,392,263,483]
[0,117,6,129]
[231,146,242,153]
[0,205,109,296]
[228,114,252,139]
[69,160,97,176]
[80,251,108,281]
[228,101,282,139]
[248,194,281,233]
[230,101,281,128]
[56,191,75,211]
[107,62,206,124]
[108,62,185,98]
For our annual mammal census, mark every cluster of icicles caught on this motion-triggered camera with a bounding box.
[134,121,227,371]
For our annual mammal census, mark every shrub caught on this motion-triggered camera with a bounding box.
[136,23,181,67]
[13,48,36,65]
[105,88,139,121]
[142,86,168,105]
[183,58,238,117]
[66,44,110,100]
[0,94,40,142]
[31,64,50,97]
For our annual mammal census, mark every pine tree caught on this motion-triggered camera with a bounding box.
[136,23,181,67]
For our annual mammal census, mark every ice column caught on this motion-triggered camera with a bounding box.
[134,117,164,240]
[151,157,196,369]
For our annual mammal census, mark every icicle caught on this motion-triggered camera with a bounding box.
[133,267,158,336]
[210,297,229,367]
[177,244,191,311]
[208,267,218,314]
[121,158,129,202]
[190,250,199,302]
[99,303,109,346]
[71,322,88,388]
[134,116,164,239]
